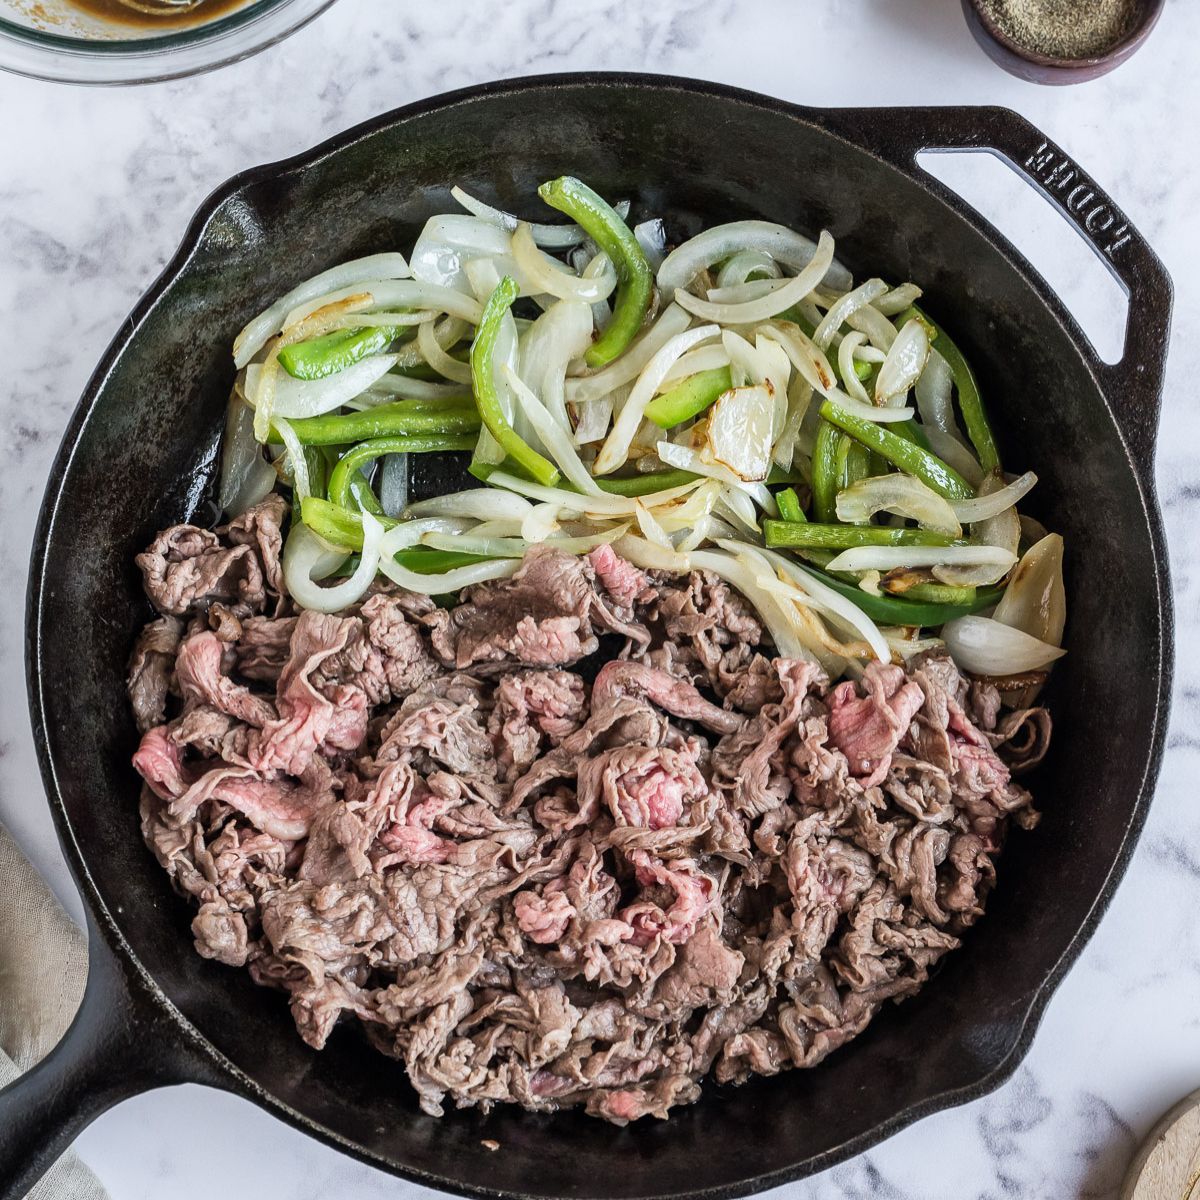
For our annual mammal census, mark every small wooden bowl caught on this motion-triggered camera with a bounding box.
[961,0,1165,84]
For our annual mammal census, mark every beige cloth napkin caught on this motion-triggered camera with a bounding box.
[0,823,108,1200]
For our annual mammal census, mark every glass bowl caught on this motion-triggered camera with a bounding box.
[0,0,338,84]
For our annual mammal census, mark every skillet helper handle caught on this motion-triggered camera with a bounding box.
[835,106,1172,466]
[0,914,211,1199]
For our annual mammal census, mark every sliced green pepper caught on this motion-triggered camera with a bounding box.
[471,277,561,487]
[279,325,404,381]
[539,176,652,367]
[763,521,957,551]
[802,565,1004,626]
[811,418,841,523]
[266,398,477,445]
[326,434,476,512]
[300,496,397,551]
[819,400,974,501]
[644,367,732,428]
[775,486,805,523]
[896,304,1000,473]
[889,581,979,604]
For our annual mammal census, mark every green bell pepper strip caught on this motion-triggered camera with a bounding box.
[775,486,805,523]
[266,398,478,446]
[326,434,476,512]
[644,367,732,428]
[471,277,561,487]
[580,463,807,499]
[811,419,841,523]
[278,325,404,381]
[300,496,398,551]
[802,566,1004,626]
[763,521,957,551]
[889,581,979,605]
[819,400,974,501]
[538,176,653,367]
[896,304,1000,473]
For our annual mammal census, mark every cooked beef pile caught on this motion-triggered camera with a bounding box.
[129,496,1051,1124]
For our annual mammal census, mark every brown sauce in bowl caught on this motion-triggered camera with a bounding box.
[63,0,253,29]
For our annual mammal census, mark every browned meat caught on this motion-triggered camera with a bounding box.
[128,516,1050,1127]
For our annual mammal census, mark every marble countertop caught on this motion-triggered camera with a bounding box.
[1,1,1198,1196]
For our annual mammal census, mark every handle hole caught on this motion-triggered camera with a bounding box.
[917,149,1129,365]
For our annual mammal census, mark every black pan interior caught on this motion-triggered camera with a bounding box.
[30,79,1165,1199]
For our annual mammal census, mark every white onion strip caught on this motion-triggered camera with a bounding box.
[566,303,693,403]
[594,325,720,474]
[658,220,851,295]
[950,471,1037,522]
[674,231,835,325]
[417,317,472,384]
[941,615,1067,675]
[487,470,702,516]
[405,488,533,523]
[234,253,410,368]
[825,545,1018,573]
[512,223,616,303]
[247,354,399,421]
[283,512,385,614]
[502,364,603,495]
[813,279,889,349]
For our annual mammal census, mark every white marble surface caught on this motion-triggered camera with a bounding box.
[1,1,1198,1196]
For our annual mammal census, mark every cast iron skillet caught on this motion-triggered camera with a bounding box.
[0,74,1173,1199]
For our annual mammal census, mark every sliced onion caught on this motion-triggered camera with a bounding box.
[748,544,891,664]
[284,511,385,614]
[658,220,851,296]
[566,303,692,403]
[363,373,469,404]
[836,474,961,535]
[219,395,276,517]
[487,469,702,516]
[512,222,617,303]
[246,354,399,421]
[285,279,483,330]
[377,523,521,593]
[674,231,835,325]
[234,253,410,368]
[942,615,1066,675]
[410,214,516,293]
[874,318,929,406]
[502,364,602,495]
[520,299,594,428]
[717,249,781,287]
[635,503,673,548]
[883,628,945,660]
[925,428,985,487]
[845,304,898,352]
[873,283,923,316]
[594,325,720,474]
[520,502,562,542]
[825,545,1018,574]
[951,471,1036,522]
[405,488,533,523]
[451,184,590,249]
[699,383,775,482]
[774,374,814,470]
[658,344,732,390]
[573,397,613,445]
[914,350,958,440]
[273,417,311,500]
[634,219,668,273]
[613,533,691,573]
[838,331,872,405]
[657,439,741,488]
[813,279,889,349]
[993,533,1066,647]
[934,470,1021,587]
[417,317,472,384]
[703,278,786,306]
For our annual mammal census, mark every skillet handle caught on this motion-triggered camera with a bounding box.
[0,911,217,1199]
[825,106,1173,466]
